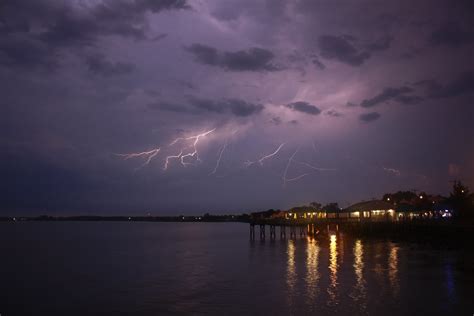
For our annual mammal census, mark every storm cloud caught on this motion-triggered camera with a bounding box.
[0,0,188,69]
[360,86,423,107]
[285,102,321,115]
[185,44,278,72]
[318,35,371,66]
[429,23,474,47]
[325,110,343,117]
[417,71,474,99]
[156,97,264,117]
[359,112,381,123]
[85,54,135,76]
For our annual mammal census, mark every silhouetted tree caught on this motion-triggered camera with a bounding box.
[322,203,340,213]
[309,202,322,210]
[448,181,472,219]
[382,191,417,204]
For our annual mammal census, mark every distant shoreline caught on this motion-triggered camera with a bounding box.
[0,215,249,223]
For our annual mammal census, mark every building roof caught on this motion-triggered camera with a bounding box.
[344,200,394,212]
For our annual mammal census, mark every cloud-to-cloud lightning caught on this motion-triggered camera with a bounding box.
[244,143,285,167]
[163,150,183,170]
[116,129,215,171]
[282,147,336,186]
[293,160,337,172]
[282,148,306,186]
[166,128,216,169]
[115,148,161,170]
[210,140,228,175]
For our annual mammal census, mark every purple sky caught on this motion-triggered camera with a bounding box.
[1,0,473,215]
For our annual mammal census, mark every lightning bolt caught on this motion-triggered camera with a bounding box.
[292,160,336,172]
[209,140,228,175]
[165,128,216,170]
[282,147,336,186]
[258,143,285,165]
[285,173,312,182]
[244,143,285,168]
[114,148,161,170]
[116,128,215,171]
[163,150,183,170]
[282,148,299,186]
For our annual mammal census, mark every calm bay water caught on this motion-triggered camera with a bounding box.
[1,222,473,315]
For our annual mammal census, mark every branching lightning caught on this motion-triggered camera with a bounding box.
[115,130,338,186]
[244,143,285,167]
[116,128,215,171]
[166,128,216,169]
[163,150,183,170]
[114,148,161,170]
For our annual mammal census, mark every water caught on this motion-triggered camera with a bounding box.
[1,222,473,315]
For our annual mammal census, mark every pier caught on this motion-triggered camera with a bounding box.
[248,218,473,241]
[249,219,339,241]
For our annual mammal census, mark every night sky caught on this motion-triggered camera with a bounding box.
[1,0,473,215]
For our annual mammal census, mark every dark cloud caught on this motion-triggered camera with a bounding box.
[311,56,326,70]
[346,102,358,107]
[189,96,226,113]
[416,71,474,99]
[286,101,321,115]
[0,0,188,69]
[85,54,135,76]
[148,102,193,113]
[429,23,474,47]
[156,96,264,117]
[0,34,56,69]
[270,117,282,125]
[325,110,343,117]
[360,86,423,107]
[152,33,168,41]
[367,36,393,51]
[227,99,264,116]
[185,44,220,66]
[318,35,371,66]
[185,44,278,71]
[392,94,424,105]
[359,112,381,123]
[41,0,189,45]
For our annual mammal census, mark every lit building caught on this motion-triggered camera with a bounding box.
[343,200,396,221]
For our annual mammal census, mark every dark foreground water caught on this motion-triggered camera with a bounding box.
[1,222,473,315]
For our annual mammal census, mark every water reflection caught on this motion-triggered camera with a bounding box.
[305,237,320,302]
[286,240,297,306]
[351,239,367,312]
[388,243,400,298]
[327,234,339,307]
[444,260,455,304]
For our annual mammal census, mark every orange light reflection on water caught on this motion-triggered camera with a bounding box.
[327,234,339,307]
